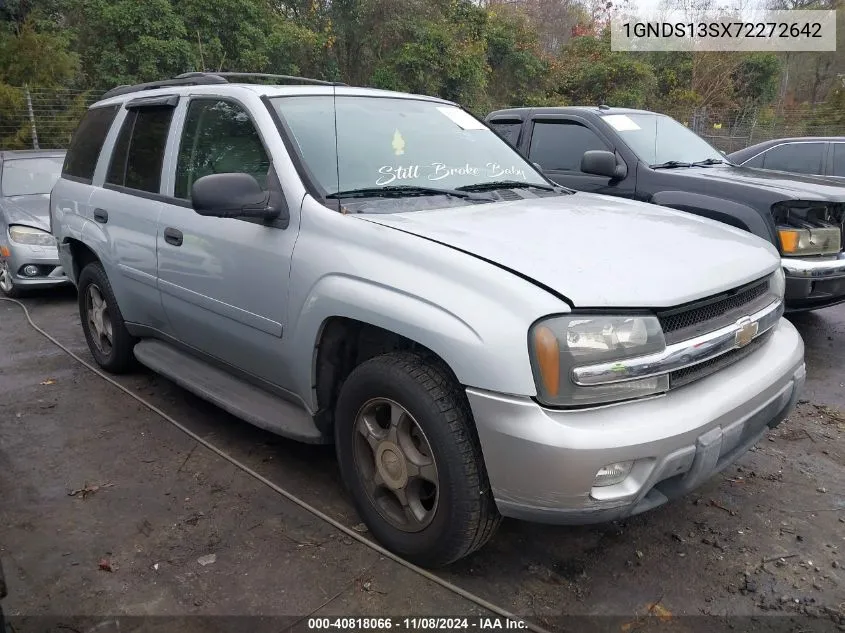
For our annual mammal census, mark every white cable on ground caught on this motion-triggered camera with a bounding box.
[1,297,552,633]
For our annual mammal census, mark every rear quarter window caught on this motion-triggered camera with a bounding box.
[62,105,120,183]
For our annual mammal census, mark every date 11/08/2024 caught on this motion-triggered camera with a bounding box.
[307,617,528,630]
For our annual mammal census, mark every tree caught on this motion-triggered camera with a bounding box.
[69,0,192,88]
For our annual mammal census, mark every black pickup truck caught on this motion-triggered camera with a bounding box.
[485,106,845,312]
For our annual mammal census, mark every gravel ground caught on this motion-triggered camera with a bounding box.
[0,289,843,631]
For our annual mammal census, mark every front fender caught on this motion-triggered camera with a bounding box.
[287,272,545,409]
[650,190,777,245]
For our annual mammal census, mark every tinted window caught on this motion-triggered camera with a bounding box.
[1,156,64,196]
[489,121,522,147]
[175,100,270,199]
[106,110,136,186]
[832,143,845,177]
[62,106,119,182]
[528,121,608,171]
[762,143,825,175]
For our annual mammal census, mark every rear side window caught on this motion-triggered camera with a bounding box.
[489,120,522,147]
[106,106,174,193]
[529,120,609,172]
[762,143,825,175]
[832,143,845,177]
[62,106,119,182]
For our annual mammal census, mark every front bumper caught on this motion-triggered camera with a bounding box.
[2,241,70,288]
[783,252,845,311]
[468,318,805,524]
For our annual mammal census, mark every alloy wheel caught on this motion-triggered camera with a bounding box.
[0,261,13,294]
[353,398,439,532]
[86,284,113,355]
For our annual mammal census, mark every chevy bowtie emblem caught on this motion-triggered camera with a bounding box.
[734,316,759,348]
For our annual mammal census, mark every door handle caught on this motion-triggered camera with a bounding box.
[93,208,108,224]
[163,227,183,247]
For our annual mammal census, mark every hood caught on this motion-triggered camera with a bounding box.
[1,194,51,231]
[664,164,845,202]
[357,193,780,308]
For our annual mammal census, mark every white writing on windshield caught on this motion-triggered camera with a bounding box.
[376,162,527,186]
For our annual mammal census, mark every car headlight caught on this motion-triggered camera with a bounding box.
[9,225,56,247]
[529,314,668,407]
[770,267,785,299]
[773,201,843,256]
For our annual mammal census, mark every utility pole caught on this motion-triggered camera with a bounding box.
[25,85,40,150]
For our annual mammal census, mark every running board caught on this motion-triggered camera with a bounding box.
[133,339,327,444]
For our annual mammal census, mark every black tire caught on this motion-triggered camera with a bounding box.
[335,351,501,567]
[77,262,137,373]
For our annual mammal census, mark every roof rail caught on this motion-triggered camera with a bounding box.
[101,74,228,100]
[100,71,346,101]
[194,72,347,87]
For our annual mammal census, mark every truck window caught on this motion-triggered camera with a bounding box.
[174,99,270,200]
[488,120,522,147]
[528,121,608,172]
[832,143,845,177]
[762,142,824,175]
[62,105,120,183]
[105,105,174,194]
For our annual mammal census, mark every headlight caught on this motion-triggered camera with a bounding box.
[770,267,785,299]
[9,225,55,247]
[773,201,842,256]
[529,314,668,407]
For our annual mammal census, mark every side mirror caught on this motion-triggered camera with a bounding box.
[191,173,280,220]
[581,150,627,179]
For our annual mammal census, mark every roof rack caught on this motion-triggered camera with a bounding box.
[101,72,345,100]
[194,72,347,87]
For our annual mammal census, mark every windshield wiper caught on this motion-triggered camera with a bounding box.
[456,180,558,192]
[691,158,724,166]
[326,185,493,201]
[650,161,693,169]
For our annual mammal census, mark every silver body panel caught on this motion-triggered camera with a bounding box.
[51,83,804,521]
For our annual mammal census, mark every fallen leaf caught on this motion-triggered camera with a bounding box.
[68,482,114,499]
[646,602,672,621]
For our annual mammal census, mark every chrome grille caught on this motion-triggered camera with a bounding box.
[657,277,772,345]
[669,330,772,389]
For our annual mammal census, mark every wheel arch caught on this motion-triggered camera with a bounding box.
[311,316,462,436]
[650,190,777,244]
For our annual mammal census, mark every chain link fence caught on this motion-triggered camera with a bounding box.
[0,87,106,151]
[2,87,844,153]
[665,106,845,154]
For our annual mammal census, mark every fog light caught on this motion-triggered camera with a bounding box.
[22,265,39,277]
[594,461,634,487]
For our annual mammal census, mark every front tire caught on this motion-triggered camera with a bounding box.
[0,259,23,298]
[335,352,501,567]
[77,262,137,373]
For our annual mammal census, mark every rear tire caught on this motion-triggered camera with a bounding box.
[77,262,137,373]
[335,351,501,567]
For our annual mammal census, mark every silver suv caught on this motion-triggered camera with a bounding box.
[51,73,806,567]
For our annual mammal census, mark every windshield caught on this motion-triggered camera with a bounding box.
[600,113,725,166]
[1,156,64,196]
[270,96,549,197]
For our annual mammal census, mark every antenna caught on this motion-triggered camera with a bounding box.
[332,82,341,210]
